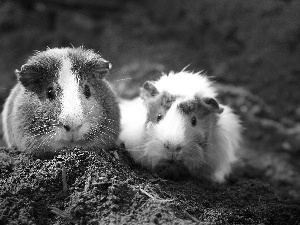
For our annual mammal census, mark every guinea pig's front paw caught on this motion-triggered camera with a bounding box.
[153,160,190,180]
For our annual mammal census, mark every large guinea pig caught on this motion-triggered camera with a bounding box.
[1,47,120,157]
[119,71,242,182]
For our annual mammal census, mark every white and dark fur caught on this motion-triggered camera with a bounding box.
[1,47,120,157]
[120,71,242,182]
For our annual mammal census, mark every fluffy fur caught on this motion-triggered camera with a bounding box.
[153,71,217,98]
[1,47,120,157]
[119,71,242,182]
[119,97,147,155]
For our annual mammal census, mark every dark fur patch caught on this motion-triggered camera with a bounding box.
[145,92,178,124]
[178,98,199,115]
[17,51,62,93]
[160,92,177,110]
[178,96,213,117]
[67,48,109,80]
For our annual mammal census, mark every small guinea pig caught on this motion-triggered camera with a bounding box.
[119,71,242,182]
[1,47,120,157]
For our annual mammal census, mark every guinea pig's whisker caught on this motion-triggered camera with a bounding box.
[132,144,147,149]
[194,153,212,167]
[96,128,114,139]
[202,151,214,161]
[30,128,56,150]
[187,152,211,169]
[99,124,118,134]
[94,130,112,144]
[100,127,117,139]
[185,145,208,164]
[127,145,148,152]
[112,77,133,82]
[87,105,96,114]
[92,132,105,143]
[97,138,106,146]
[102,116,118,123]
[39,134,52,147]
[35,137,46,150]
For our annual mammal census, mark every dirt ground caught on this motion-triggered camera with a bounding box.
[0,147,299,224]
[0,0,300,224]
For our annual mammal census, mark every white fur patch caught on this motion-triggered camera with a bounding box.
[46,48,69,56]
[119,97,147,149]
[216,105,242,163]
[58,57,84,128]
[150,100,186,147]
[155,71,217,98]
[142,101,187,168]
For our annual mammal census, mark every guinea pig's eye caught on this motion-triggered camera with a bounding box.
[157,113,163,122]
[47,87,55,100]
[191,116,197,126]
[84,84,91,99]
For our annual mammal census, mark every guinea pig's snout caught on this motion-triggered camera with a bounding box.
[60,116,84,132]
[62,122,82,132]
[164,142,182,152]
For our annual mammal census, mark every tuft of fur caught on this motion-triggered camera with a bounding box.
[1,47,120,157]
[153,71,217,98]
[120,70,242,182]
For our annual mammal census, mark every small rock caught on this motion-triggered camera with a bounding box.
[281,142,292,151]
[153,217,159,224]
[280,117,295,128]
[111,204,118,212]
[155,213,162,218]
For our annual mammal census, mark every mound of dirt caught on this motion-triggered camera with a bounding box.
[0,147,299,225]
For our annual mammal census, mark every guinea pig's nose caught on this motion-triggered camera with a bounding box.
[60,115,83,132]
[63,125,71,132]
[176,145,182,152]
[164,142,182,152]
[62,123,82,132]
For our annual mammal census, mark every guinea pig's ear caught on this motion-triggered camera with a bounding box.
[93,61,112,79]
[202,97,224,114]
[140,81,159,100]
[15,64,39,88]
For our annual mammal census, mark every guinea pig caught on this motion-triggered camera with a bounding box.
[119,71,242,182]
[1,47,120,157]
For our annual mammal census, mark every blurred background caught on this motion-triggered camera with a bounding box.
[0,0,299,199]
